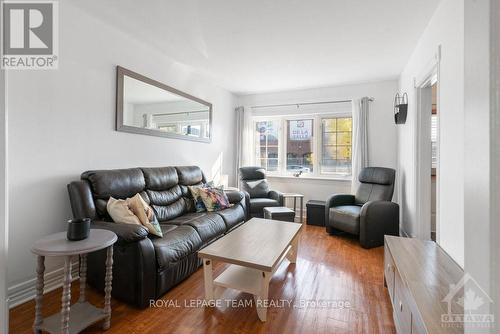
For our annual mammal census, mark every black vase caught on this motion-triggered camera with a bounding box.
[67,218,91,241]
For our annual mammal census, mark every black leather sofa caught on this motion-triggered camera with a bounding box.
[325,167,399,249]
[67,166,247,308]
[239,166,284,218]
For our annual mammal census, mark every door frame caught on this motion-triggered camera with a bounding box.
[414,47,441,241]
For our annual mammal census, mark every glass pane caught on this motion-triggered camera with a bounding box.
[266,159,279,171]
[337,131,352,145]
[322,118,336,132]
[323,132,336,146]
[322,146,337,160]
[321,117,352,175]
[287,119,313,173]
[337,145,352,160]
[337,118,352,131]
[255,120,280,172]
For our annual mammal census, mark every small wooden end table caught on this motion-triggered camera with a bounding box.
[282,193,305,224]
[31,229,117,334]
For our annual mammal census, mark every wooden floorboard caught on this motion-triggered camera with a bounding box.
[9,225,395,334]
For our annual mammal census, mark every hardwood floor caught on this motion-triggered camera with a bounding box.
[9,225,395,334]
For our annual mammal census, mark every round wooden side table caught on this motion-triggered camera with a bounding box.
[31,229,117,334]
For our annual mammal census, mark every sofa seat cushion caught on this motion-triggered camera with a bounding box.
[166,212,226,244]
[152,225,202,271]
[330,205,362,235]
[249,198,281,213]
[216,204,246,231]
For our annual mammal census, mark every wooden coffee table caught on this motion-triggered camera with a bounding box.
[198,217,302,321]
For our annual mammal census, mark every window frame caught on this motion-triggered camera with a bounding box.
[252,112,352,180]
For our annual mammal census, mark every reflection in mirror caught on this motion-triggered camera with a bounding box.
[116,66,212,142]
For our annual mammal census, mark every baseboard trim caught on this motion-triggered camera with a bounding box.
[8,261,79,309]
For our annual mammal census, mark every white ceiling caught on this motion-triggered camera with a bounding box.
[75,0,440,95]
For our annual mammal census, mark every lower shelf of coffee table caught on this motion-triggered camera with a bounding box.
[39,301,106,334]
[214,264,262,295]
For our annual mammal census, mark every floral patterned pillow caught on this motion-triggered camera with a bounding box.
[188,184,209,212]
[197,186,231,212]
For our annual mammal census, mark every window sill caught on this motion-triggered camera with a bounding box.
[267,174,352,182]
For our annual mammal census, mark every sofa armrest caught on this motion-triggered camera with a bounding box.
[91,220,148,244]
[359,201,399,248]
[325,194,355,227]
[268,190,284,205]
[225,190,244,204]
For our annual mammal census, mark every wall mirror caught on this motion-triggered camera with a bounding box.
[116,66,212,142]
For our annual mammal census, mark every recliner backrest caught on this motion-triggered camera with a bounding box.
[239,166,270,198]
[355,167,395,205]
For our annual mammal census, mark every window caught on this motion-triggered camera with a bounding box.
[287,119,314,173]
[252,112,352,178]
[255,120,280,172]
[321,117,352,175]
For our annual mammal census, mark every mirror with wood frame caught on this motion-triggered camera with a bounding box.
[116,66,212,142]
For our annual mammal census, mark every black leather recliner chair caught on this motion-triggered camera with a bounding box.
[325,167,399,248]
[239,166,284,218]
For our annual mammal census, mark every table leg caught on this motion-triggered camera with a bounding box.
[254,271,271,322]
[286,235,299,263]
[79,254,87,303]
[103,246,113,330]
[293,197,297,222]
[300,197,304,224]
[203,259,214,302]
[61,256,72,334]
[33,256,45,334]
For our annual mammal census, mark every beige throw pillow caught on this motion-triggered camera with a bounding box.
[127,194,163,237]
[107,197,141,225]
[107,194,163,237]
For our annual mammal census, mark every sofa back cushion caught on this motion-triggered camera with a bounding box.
[239,166,269,198]
[82,168,146,199]
[142,167,185,222]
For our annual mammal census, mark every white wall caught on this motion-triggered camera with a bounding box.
[238,79,398,206]
[464,0,499,331]
[0,69,8,331]
[7,1,237,293]
[397,0,464,266]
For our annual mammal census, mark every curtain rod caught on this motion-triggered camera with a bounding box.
[251,97,374,109]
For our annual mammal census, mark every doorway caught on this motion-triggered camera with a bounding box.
[430,84,438,241]
[415,63,439,242]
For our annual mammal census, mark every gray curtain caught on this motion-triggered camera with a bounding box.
[351,97,370,193]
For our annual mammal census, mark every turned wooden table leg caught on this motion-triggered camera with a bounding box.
[61,256,72,334]
[79,254,87,303]
[103,245,113,330]
[33,256,45,334]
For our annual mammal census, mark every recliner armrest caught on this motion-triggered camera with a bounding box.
[359,201,399,248]
[325,194,355,227]
[268,190,284,205]
[91,220,148,244]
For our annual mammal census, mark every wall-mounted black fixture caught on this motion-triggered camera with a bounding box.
[394,93,408,124]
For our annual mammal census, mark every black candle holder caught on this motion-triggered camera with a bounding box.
[67,218,91,241]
